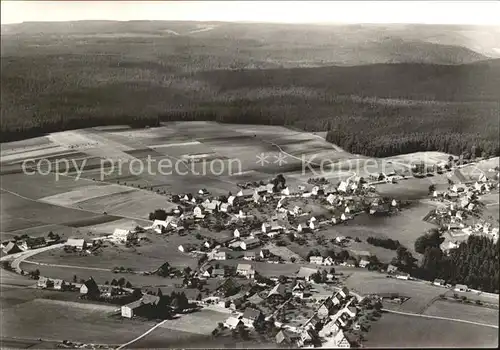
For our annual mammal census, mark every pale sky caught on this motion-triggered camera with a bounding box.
[1,1,499,26]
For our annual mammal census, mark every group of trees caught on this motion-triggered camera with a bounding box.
[366,237,401,250]
[414,229,444,254]
[418,236,499,293]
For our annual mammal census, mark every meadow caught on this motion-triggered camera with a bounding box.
[364,312,498,348]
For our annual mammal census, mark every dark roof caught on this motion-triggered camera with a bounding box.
[83,277,99,292]
[242,307,262,321]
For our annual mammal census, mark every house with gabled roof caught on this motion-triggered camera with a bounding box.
[65,238,86,251]
[241,307,264,328]
[53,279,69,291]
[309,256,324,265]
[267,283,288,299]
[276,329,300,345]
[80,277,100,298]
[224,316,243,330]
[237,263,255,279]
[208,250,227,261]
[244,251,256,261]
[240,237,260,250]
[37,276,53,289]
[317,297,336,319]
[2,241,22,254]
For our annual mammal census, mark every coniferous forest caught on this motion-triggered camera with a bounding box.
[2,27,499,158]
[417,235,499,293]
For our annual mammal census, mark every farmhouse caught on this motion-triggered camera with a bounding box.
[152,220,170,233]
[121,294,161,319]
[37,276,53,289]
[193,206,205,219]
[358,259,370,268]
[244,251,256,261]
[454,284,468,292]
[65,238,86,251]
[220,203,230,213]
[241,307,264,328]
[267,283,288,299]
[80,277,100,298]
[233,228,241,238]
[309,256,324,265]
[296,267,318,282]
[259,249,271,259]
[2,242,22,254]
[208,250,227,261]
[112,228,135,243]
[53,279,69,291]
[276,330,300,346]
[396,273,410,280]
[212,268,226,278]
[433,279,446,287]
[236,263,255,279]
[240,237,260,250]
[387,264,398,273]
[224,316,243,330]
[317,297,336,319]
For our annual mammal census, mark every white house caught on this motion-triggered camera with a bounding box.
[65,238,86,251]
[112,228,133,243]
[309,256,323,265]
[297,224,303,233]
[326,194,336,205]
[253,191,262,204]
[454,284,468,292]
[193,206,205,219]
[359,259,370,268]
[391,199,398,207]
[338,181,349,193]
[341,213,347,221]
[240,238,260,251]
[234,229,241,238]
[309,221,316,230]
[311,186,319,195]
[237,263,255,279]
[281,187,290,196]
[323,256,334,266]
[208,250,227,261]
[224,316,243,330]
[344,206,351,214]
[227,195,237,206]
[152,219,170,233]
[220,203,230,213]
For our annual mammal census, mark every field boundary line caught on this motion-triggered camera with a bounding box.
[382,308,499,329]
[116,319,168,350]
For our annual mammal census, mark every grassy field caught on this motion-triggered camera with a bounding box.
[364,312,498,348]
[423,300,499,326]
[343,271,444,313]
[29,233,200,272]
[0,298,154,345]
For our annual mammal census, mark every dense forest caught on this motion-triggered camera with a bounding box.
[405,233,499,293]
[2,28,499,158]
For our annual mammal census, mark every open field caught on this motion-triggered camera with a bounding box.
[0,298,158,345]
[343,271,445,313]
[158,310,228,335]
[364,312,498,348]
[39,184,134,206]
[30,234,199,272]
[423,300,499,326]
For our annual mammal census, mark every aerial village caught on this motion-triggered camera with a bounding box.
[2,160,499,348]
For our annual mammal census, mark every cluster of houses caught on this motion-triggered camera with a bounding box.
[430,174,499,243]
[2,235,58,255]
[218,281,361,348]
